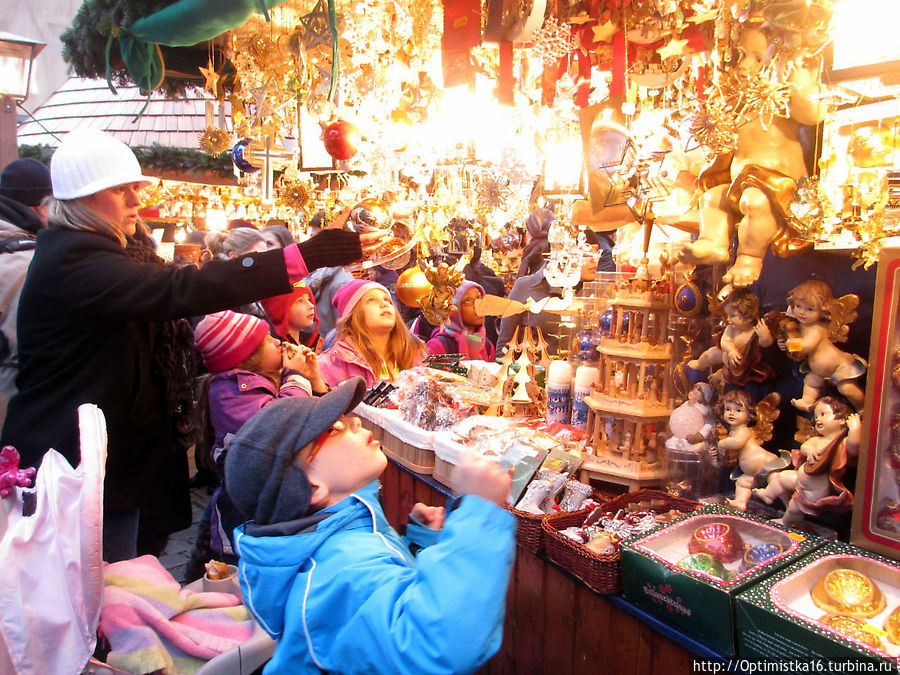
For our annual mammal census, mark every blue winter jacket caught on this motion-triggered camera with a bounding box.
[233,480,516,674]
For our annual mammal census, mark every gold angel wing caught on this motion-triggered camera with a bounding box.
[707,292,725,320]
[827,294,859,344]
[753,392,781,443]
[794,416,816,444]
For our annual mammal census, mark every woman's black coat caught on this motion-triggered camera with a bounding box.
[2,227,294,513]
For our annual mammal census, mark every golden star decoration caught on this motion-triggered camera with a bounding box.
[199,61,221,98]
[657,38,689,60]
[592,20,618,43]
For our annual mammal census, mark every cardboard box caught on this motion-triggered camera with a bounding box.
[620,505,822,655]
[736,541,900,667]
[852,248,900,559]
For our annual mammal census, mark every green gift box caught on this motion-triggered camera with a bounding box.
[621,505,822,656]
[736,540,900,667]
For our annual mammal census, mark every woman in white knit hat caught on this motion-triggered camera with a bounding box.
[0,128,382,562]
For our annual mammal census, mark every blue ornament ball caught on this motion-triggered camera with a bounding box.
[598,308,613,335]
[675,281,704,316]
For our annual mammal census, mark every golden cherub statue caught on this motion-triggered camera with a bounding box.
[679,20,828,286]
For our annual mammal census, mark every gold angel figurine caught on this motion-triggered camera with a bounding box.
[716,390,788,511]
[417,255,469,325]
[758,280,867,412]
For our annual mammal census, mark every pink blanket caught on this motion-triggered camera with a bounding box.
[99,555,253,674]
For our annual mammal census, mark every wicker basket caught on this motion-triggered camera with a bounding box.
[505,506,552,555]
[542,489,700,594]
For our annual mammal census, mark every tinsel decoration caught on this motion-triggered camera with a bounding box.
[198,127,232,157]
[531,16,573,65]
[787,176,827,240]
[688,98,738,155]
[476,171,512,212]
[247,33,279,68]
[279,179,311,210]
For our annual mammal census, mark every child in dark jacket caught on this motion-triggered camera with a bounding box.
[225,377,516,674]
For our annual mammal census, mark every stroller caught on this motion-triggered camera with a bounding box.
[0,405,274,675]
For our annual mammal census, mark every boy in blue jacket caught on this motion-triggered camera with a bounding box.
[224,376,516,674]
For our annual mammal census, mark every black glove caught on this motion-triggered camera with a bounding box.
[297,229,363,271]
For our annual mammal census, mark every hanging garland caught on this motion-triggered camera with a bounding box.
[19,144,235,179]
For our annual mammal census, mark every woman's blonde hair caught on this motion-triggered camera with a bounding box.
[335,290,423,378]
[205,227,265,259]
[49,197,128,246]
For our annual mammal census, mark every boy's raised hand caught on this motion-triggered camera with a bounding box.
[410,503,446,530]
[451,449,512,507]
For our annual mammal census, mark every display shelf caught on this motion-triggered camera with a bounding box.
[381,458,733,673]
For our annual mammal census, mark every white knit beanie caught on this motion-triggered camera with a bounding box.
[51,129,153,200]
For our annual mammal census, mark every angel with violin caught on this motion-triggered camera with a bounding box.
[754,395,859,527]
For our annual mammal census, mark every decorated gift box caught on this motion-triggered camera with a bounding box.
[620,505,822,656]
[852,248,900,559]
[735,540,900,667]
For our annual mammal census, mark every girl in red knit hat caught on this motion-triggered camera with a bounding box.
[260,281,322,352]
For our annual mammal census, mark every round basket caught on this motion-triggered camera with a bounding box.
[542,489,701,594]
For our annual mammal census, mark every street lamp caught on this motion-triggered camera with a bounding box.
[0,32,45,170]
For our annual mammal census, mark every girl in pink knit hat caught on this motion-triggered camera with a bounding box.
[318,279,425,388]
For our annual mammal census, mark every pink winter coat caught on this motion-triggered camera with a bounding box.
[318,338,425,388]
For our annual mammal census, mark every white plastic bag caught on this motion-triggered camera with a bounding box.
[0,404,106,675]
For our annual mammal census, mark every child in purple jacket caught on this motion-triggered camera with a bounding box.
[185,309,327,578]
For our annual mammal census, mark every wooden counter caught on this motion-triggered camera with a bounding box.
[380,461,722,674]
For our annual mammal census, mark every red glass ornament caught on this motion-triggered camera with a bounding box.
[322,119,360,161]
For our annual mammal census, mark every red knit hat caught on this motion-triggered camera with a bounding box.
[195,310,270,372]
[260,282,320,348]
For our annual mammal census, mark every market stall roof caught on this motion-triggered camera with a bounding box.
[17,77,227,149]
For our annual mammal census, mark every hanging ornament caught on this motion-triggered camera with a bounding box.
[279,179,311,210]
[688,98,738,155]
[475,171,512,212]
[247,33,279,68]
[787,176,827,240]
[199,127,232,157]
[396,266,432,307]
[531,16,573,65]
[349,197,390,230]
[321,118,360,160]
[232,138,260,173]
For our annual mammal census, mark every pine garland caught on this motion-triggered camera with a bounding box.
[61,0,214,97]
[19,144,235,178]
